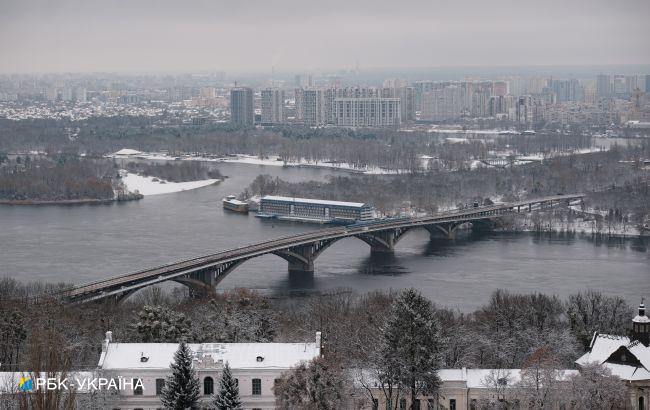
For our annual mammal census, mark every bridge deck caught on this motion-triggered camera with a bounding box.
[60,194,583,302]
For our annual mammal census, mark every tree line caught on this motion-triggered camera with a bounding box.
[124,161,222,182]
[0,116,604,173]
[0,154,117,202]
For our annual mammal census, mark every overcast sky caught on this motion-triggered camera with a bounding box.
[1,0,649,73]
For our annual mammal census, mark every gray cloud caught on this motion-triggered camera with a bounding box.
[1,0,649,73]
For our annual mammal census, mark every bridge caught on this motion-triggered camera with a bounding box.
[60,194,583,304]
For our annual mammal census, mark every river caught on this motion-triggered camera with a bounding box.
[0,162,647,311]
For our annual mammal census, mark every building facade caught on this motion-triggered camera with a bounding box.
[230,87,255,126]
[259,195,374,223]
[97,331,321,410]
[260,88,284,125]
[296,88,326,126]
[334,97,401,127]
[358,368,579,410]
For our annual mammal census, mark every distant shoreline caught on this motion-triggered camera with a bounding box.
[0,196,141,206]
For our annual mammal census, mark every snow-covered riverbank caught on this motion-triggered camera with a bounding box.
[109,150,407,175]
[120,172,219,196]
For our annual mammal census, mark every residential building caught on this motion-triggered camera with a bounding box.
[421,85,462,121]
[334,97,401,127]
[230,87,254,126]
[597,74,612,97]
[296,88,326,126]
[260,88,284,125]
[382,86,415,122]
[97,331,322,410]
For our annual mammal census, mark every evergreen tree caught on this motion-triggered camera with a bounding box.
[161,341,200,410]
[213,362,243,410]
[379,288,444,410]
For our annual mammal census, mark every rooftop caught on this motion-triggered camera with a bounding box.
[261,195,367,208]
[98,332,321,371]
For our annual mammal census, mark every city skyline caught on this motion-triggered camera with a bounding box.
[1,0,650,73]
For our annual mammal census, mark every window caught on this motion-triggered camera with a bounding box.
[203,377,214,395]
[399,398,407,410]
[372,398,379,410]
[155,378,165,395]
[449,399,456,410]
[427,399,435,410]
[252,378,261,395]
[234,378,239,387]
[133,379,143,395]
[414,399,421,410]
[470,399,477,410]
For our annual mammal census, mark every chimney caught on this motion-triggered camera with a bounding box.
[315,332,322,357]
[102,330,113,352]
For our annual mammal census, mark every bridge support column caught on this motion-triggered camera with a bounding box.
[287,258,315,274]
[356,228,410,254]
[274,239,336,275]
[471,219,497,233]
[425,223,459,240]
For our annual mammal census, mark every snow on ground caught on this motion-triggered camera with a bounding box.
[120,172,218,196]
[108,149,407,175]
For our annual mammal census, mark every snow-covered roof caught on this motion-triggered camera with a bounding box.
[261,195,367,208]
[576,333,650,381]
[98,337,320,371]
[634,315,650,323]
[113,148,142,156]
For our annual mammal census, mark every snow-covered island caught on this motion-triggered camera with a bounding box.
[119,170,219,196]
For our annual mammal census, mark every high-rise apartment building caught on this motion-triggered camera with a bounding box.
[261,88,284,124]
[596,74,611,97]
[334,97,401,127]
[421,85,462,121]
[413,81,436,111]
[230,87,255,126]
[381,86,415,122]
[297,88,326,126]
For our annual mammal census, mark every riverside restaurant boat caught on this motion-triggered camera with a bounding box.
[222,195,249,214]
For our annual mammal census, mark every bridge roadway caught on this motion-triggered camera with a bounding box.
[61,194,584,303]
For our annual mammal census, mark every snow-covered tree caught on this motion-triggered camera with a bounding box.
[568,363,625,409]
[378,288,444,410]
[213,362,242,410]
[134,305,192,343]
[161,341,200,410]
[514,347,567,409]
[566,291,633,349]
[274,356,347,410]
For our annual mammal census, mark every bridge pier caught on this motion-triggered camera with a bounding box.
[357,227,411,253]
[274,239,336,274]
[471,219,498,233]
[425,223,461,240]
